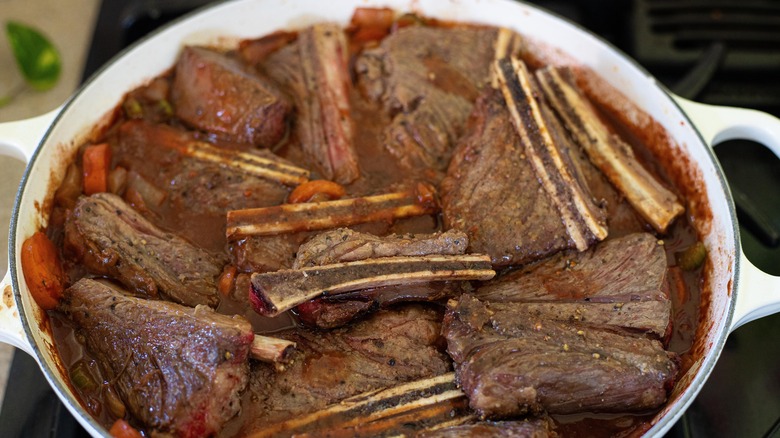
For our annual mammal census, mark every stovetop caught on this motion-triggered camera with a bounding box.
[1,1,779,437]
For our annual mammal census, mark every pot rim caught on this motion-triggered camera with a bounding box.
[6,0,742,436]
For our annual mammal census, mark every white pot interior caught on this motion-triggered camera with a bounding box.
[9,0,739,436]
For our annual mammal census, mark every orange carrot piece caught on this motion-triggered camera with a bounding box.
[288,180,346,204]
[218,265,238,297]
[82,143,112,195]
[350,7,395,30]
[109,419,143,438]
[20,232,66,310]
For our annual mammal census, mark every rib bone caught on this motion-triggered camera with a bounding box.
[299,24,360,184]
[250,254,495,317]
[248,373,471,438]
[168,139,310,186]
[536,65,684,232]
[226,182,438,240]
[249,335,296,366]
[495,57,608,251]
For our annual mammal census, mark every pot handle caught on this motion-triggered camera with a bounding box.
[0,109,60,355]
[0,108,60,162]
[674,96,780,331]
[0,268,33,355]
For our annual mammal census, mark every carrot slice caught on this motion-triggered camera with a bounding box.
[218,265,238,297]
[287,180,346,204]
[82,143,112,195]
[109,419,143,438]
[20,231,66,310]
[350,7,395,30]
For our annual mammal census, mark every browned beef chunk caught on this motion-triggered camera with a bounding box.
[262,24,360,184]
[289,228,472,328]
[171,46,290,147]
[296,282,465,329]
[231,232,308,273]
[116,120,293,251]
[293,227,469,268]
[226,187,435,274]
[239,305,451,433]
[64,193,225,307]
[441,89,572,267]
[419,418,557,438]
[443,295,678,418]
[60,278,253,438]
[476,232,672,337]
[355,26,520,173]
[494,58,608,252]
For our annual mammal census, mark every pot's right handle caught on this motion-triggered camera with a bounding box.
[0,109,60,356]
[674,96,780,331]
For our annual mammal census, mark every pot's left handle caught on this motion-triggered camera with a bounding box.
[0,108,60,162]
[674,96,780,331]
[0,269,33,355]
[0,108,61,356]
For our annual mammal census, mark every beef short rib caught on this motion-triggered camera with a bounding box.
[494,57,607,251]
[355,26,521,173]
[171,46,291,147]
[536,66,684,233]
[239,305,452,433]
[61,278,253,438]
[290,228,471,328]
[293,228,469,268]
[116,119,295,252]
[441,89,573,267]
[476,232,672,337]
[263,24,360,184]
[64,193,225,307]
[443,294,679,418]
[419,418,557,438]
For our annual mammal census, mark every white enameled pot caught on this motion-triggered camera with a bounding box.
[0,0,779,436]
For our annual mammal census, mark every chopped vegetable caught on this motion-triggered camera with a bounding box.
[676,241,707,271]
[20,231,66,310]
[104,384,127,418]
[393,13,427,30]
[158,99,173,117]
[349,7,395,48]
[54,163,83,209]
[82,143,112,195]
[288,180,346,204]
[69,360,98,392]
[108,166,128,195]
[126,171,167,207]
[351,7,395,30]
[123,98,143,119]
[109,419,143,438]
[218,265,238,297]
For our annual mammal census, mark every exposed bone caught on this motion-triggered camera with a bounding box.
[495,57,608,251]
[249,335,296,366]
[168,139,309,186]
[536,65,684,233]
[299,24,360,184]
[248,373,471,438]
[490,28,522,88]
[226,182,438,240]
[250,254,495,317]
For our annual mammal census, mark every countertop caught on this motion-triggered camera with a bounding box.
[0,0,99,412]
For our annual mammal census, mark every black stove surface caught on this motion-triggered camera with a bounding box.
[2,1,779,437]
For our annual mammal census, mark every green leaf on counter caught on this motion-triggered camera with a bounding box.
[5,21,61,91]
